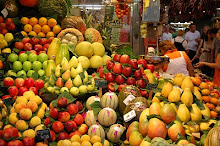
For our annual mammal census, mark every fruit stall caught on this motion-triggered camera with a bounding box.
[0,0,220,146]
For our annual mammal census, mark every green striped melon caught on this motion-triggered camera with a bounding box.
[98,107,117,127]
[101,92,118,110]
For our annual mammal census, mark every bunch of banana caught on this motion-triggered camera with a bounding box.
[0,99,8,129]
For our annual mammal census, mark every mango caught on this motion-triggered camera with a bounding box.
[160,104,176,124]
[126,121,139,140]
[147,118,167,139]
[149,102,161,115]
[168,121,185,142]
[129,131,143,146]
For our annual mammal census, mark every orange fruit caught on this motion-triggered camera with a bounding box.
[191,77,201,86]
[39,17,47,26]
[202,96,210,103]
[48,18,57,28]
[38,32,45,38]
[21,31,28,36]
[24,24,32,32]
[52,25,61,34]
[211,92,219,99]
[210,111,218,118]
[206,103,215,110]
[201,89,211,95]
[46,32,54,38]
[28,31,37,36]
[41,25,51,34]
[20,17,29,24]
[33,24,42,33]
[210,98,218,105]
[29,17,38,26]
[200,82,209,89]
[208,82,214,87]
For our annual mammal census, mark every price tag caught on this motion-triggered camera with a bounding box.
[94,96,100,102]
[37,129,51,141]
[123,110,136,122]
[1,8,8,18]
[173,86,183,93]
[123,95,136,106]
[3,98,13,105]
[95,79,107,88]
[147,83,158,90]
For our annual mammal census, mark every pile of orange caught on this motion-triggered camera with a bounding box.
[20,17,61,38]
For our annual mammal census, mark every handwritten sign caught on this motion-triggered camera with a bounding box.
[147,83,158,90]
[95,79,107,88]
[3,98,13,105]
[37,129,51,141]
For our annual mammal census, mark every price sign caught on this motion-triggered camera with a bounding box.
[95,79,107,88]
[147,83,158,90]
[37,129,51,141]
[3,98,13,105]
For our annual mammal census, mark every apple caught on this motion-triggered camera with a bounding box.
[106,60,115,70]
[107,82,115,92]
[28,53,38,62]
[0,130,2,138]
[78,124,88,135]
[58,111,70,122]
[137,59,147,68]
[113,54,121,62]
[18,53,28,63]
[142,73,149,83]
[97,66,105,78]
[32,61,42,71]
[18,87,28,96]
[120,54,130,64]
[73,114,84,125]
[35,79,44,89]
[64,121,77,133]
[57,132,69,141]
[48,37,54,43]
[18,51,26,55]
[75,101,83,111]
[126,77,136,85]
[3,127,19,139]
[129,59,138,69]
[22,37,30,44]
[122,66,132,77]
[14,42,24,50]
[49,108,58,119]
[113,63,122,74]
[29,50,37,55]
[146,64,155,73]
[8,86,18,96]
[7,140,23,146]
[139,90,148,97]
[3,77,14,87]
[38,51,46,55]
[136,79,146,88]
[117,84,126,92]
[52,121,64,133]
[115,75,125,84]
[2,95,12,100]
[24,78,35,88]
[48,130,56,142]
[23,61,32,71]
[67,103,78,115]
[38,53,48,63]
[105,72,115,82]
[69,130,82,137]
[40,38,48,46]
[0,139,6,146]
[43,44,50,51]
[17,70,27,77]
[153,72,159,79]
[22,137,35,146]
[34,44,43,52]
[13,61,23,71]
[134,69,142,79]
[8,53,18,62]
[30,37,40,46]
[29,87,38,95]
[0,23,6,29]
[57,97,68,108]
[5,18,13,25]
[44,117,51,127]
[24,43,33,51]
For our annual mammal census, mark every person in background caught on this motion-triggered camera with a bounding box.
[185,23,201,63]
[171,30,188,52]
[170,28,177,38]
[161,25,172,41]
[201,25,210,40]
[211,28,220,61]
[157,40,195,76]
[195,29,220,86]
[183,28,189,39]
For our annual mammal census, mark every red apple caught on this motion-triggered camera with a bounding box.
[64,121,77,133]
[38,51,46,55]
[24,77,35,88]
[15,78,25,88]
[18,51,26,55]
[5,18,13,25]
[0,139,6,146]
[115,75,125,84]
[57,132,69,141]
[105,72,115,82]
[106,60,115,70]
[75,101,83,111]
[107,82,115,92]
[24,43,33,51]
[137,59,147,68]
[78,124,88,135]
[52,121,64,133]
[49,108,58,119]
[136,79,146,88]
[69,130,82,138]
[73,114,84,126]
[0,130,3,138]
[134,69,142,79]
[139,90,148,97]
[22,37,30,44]
[7,140,23,146]
[8,86,18,96]
[57,97,68,108]
[34,44,43,52]
[3,127,19,139]
[118,84,126,92]
[58,111,70,122]
[142,73,149,83]
[29,50,37,55]
[146,64,155,73]
[97,66,105,78]
[43,44,50,51]
[48,37,54,43]
[153,72,159,79]
[3,77,14,87]
[120,54,130,64]
[34,79,44,89]
[18,87,28,96]
[48,130,56,142]
[44,117,51,127]
[126,77,136,85]
[39,38,48,46]
[113,63,122,74]
[29,87,38,95]
[22,137,35,146]
[113,54,121,62]
[30,37,40,46]
[67,104,78,115]
[122,66,132,77]
[14,42,24,50]
[2,95,11,100]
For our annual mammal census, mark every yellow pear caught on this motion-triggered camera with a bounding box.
[83,71,88,83]
[55,64,61,77]
[181,88,193,107]
[181,76,194,91]
[190,104,202,122]
[70,67,78,78]
[174,73,185,87]
[201,104,211,118]
[73,75,82,87]
[161,82,173,98]
[62,69,70,81]
[168,88,181,103]
[61,57,70,72]
[177,104,190,123]
[69,56,78,68]
[76,62,83,74]
[152,92,161,103]
[193,87,202,101]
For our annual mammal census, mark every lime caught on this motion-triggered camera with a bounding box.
[8,53,18,62]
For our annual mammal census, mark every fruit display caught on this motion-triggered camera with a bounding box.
[0,99,8,129]
[0,33,14,49]
[0,17,16,34]
[115,3,130,20]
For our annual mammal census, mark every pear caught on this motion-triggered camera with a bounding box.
[70,87,79,96]
[201,104,211,118]
[181,88,193,107]
[168,88,181,103]
[76,62,83,74]
[61,57,70,72]
[177,104,190,123]
[65,78,73,89]
[79,85,87,94]
[161,82,173,98]
[70,67,78,78]
[181,76,194,91]
[193,87,202,101]
[173,73,185,87]
[62,69,70,81]
[56,77,64,88]
[87,84,95,92]
[60,87,69,93]
[49,76,55,86]
[157,78,165,89]
[69,56,78,68]
[83,71,88,83]
[190,104,202,122]
[73,75,82,87]
[55,64,61,77]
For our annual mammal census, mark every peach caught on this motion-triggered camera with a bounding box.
[15,103,27,113]
[27,101,38,113]
[29,116,41,128]
[30,96,42,105]
[9,113,19,125]
[200,82,209,89]
[15,120,29,131]
[19,108,32,120]
[10,107,16,113]
[78,124,88,135]
[23,129,36,138]
[35,124,44,134]
[58,111,70,122]
[16,96,28,104]
[23,90,35,100]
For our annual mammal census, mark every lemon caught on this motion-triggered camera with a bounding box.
[0,39,8,49]
[71,142,80,146]
[2,48,11,53]
[81,141,92,146]
[61,140,71,146]
[4,33,14,42]
[0,34,4,39]
[91,135,101,144]
[81,134,90,142]
[71,135,81,143]
[93,142,103,146]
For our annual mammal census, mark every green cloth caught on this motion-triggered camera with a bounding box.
[172,33,177,38]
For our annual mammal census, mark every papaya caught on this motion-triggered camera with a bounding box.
[55,44,70,65]
[47,38,60,60]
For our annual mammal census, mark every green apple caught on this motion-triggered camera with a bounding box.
[27,70,35,77]
[38,53,48,63]
[60,87,69,93]
[13,61,23,71]
[32,61,42,71]
[8,53,18,62]
[17,70,26,77]
[79,85,87,95]
[22,61,32,71]
[70,87,79,96]
[38,69,45,76]
[18,53,28,63]
[6,70,17,77]
[28,53,38,62]
[43,61,47,70]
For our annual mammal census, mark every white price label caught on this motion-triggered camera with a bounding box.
[173,86,183,93]
[94,97,100,102]
[123,95,136,106]
[1,8,8,18]
[123,110,136,122]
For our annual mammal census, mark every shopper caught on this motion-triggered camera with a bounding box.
[157,40,195,76]
[185,23,201,62]
[161,25,172,41]
[171,30,188,52]
[201,25,210,40]
[195,29,220,86]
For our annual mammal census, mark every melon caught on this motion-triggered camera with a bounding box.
[75,41,94,58]
[85,28,103,44]
[107,124,125,143]
[86,96,100,110]
[98,108,117,127]
[91,42,105,57]
[204,127,220,146]
[88,124,105,140]
[85,110,97,127]
[101,92,118,110]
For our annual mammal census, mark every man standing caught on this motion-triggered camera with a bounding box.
[185,23,201,63]
[161,25,172,41]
